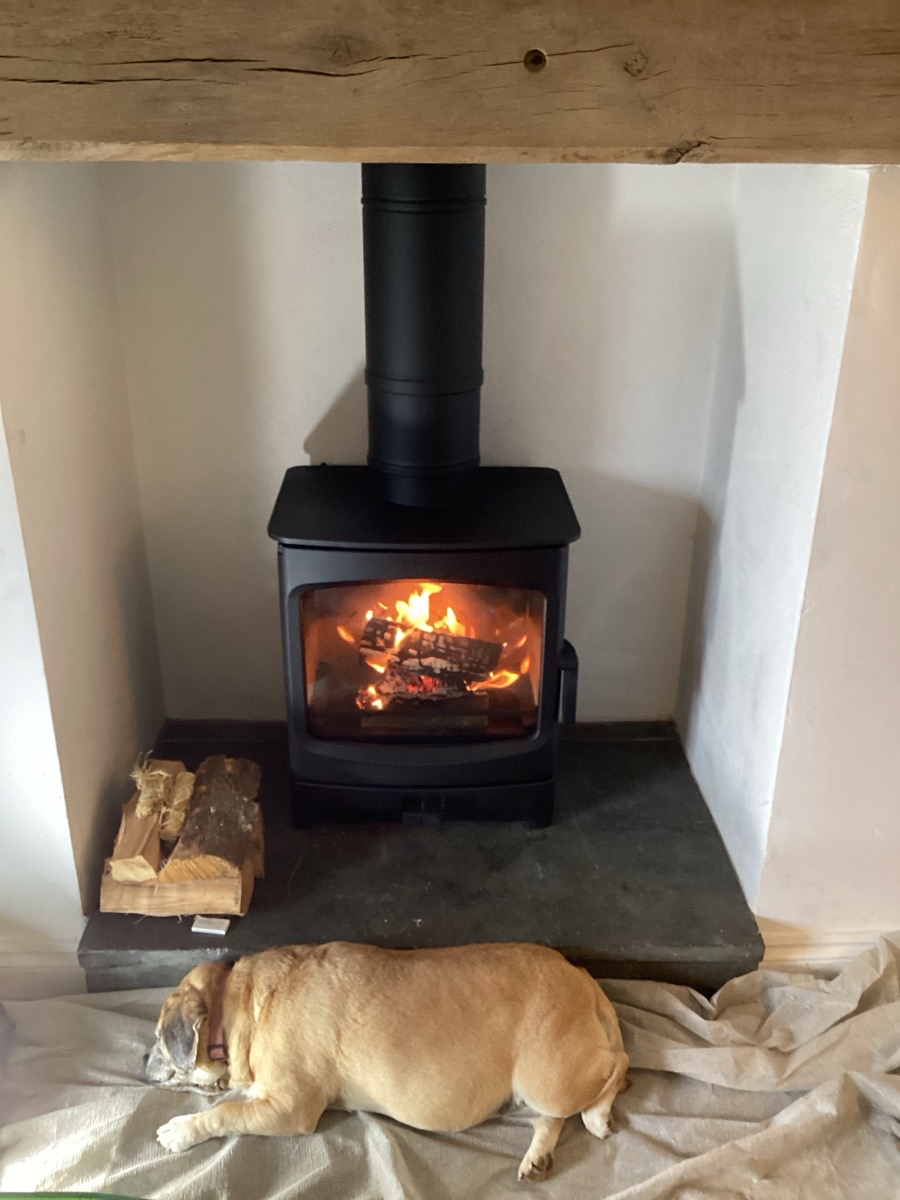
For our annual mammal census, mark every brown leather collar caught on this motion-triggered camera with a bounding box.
[207,962,233,1063]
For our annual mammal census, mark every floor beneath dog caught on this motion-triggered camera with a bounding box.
[4,937,900,1198]
[78,721,763,991]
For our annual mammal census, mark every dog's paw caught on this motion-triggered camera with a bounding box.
[157,1114,204,1153]
[517,1152,553,1182]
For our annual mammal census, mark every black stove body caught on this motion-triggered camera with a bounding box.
[269,164,580,827]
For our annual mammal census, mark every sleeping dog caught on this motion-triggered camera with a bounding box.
[146,941,628,1182]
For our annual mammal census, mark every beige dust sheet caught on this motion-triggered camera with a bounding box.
[1,936,899,1198]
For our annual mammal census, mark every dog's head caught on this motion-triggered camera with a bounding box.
[144,962,230,1092]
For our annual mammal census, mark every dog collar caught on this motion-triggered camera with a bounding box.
[207,962,233,1063]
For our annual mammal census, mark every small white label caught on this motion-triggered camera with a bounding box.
[191,916,231,936]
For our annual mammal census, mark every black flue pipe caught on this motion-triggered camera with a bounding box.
[362,163,486,507]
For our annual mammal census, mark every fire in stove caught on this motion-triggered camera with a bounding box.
[342,583,529,712]
[300,578,545,740]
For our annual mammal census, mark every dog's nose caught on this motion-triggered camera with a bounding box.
[144,1043,175,1083]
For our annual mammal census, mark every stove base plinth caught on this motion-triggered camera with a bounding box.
[291,777,554,829]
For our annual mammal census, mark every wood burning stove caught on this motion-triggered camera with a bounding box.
[268,164,580,826]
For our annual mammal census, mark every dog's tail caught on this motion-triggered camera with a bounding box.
[593,978,630,1102]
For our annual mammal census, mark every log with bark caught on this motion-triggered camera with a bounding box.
[159,756,263,883]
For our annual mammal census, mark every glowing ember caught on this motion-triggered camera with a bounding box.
[336,625,356,645]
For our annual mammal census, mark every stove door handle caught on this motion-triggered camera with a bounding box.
[558,639,578,725]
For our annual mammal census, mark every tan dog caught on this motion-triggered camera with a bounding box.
[147,941,628,1181]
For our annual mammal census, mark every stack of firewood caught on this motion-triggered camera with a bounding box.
[100,755,264,916]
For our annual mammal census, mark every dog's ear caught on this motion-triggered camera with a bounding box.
[159,987,206,1072]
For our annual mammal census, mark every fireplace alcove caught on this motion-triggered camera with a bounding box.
[10,153,867,991]
[3,1,895,994]
[5,155,871,992]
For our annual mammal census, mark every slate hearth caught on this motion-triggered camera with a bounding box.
[78,721,763,992]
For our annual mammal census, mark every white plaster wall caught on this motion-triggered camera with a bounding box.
[678,166,869,905]
[104,161,736,721]
[0,161,875,939]
[0,164,164,913]
[0,401,85,967]
[102,163,365,721]
[484,165,734,719]
[757,168,900,937]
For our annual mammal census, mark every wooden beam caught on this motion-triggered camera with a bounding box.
[0,1,898,163]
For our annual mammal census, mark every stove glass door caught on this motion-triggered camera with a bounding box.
[300,579,545,741]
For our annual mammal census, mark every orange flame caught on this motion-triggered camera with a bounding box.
[349,584,472,672]
[441,605,467,636]
[468,669,521,693]
[395,582,441,631]
[380,583,468,639]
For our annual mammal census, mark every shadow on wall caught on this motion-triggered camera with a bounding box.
[107,162,364,721]
[69,527,165,914]
[115,165,276,721]
[304,368,367,464]
[115,525,164,753]
[676,239,746,732]
[564,470,712,720]
[482,164,742,719]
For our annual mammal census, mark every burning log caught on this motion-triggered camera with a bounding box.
[365,659,468,704]
[359,618,502,684]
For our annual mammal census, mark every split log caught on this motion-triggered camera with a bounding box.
[158,756,262,883]
[101,858,254,916]
[109,794,161,882]
[132,758,184,816]
[131,757,195,839]
[160,768,195,840]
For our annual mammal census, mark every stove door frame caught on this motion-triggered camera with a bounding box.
[278,544,572,824]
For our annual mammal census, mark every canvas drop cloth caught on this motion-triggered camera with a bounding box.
[2,936,900,1199]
